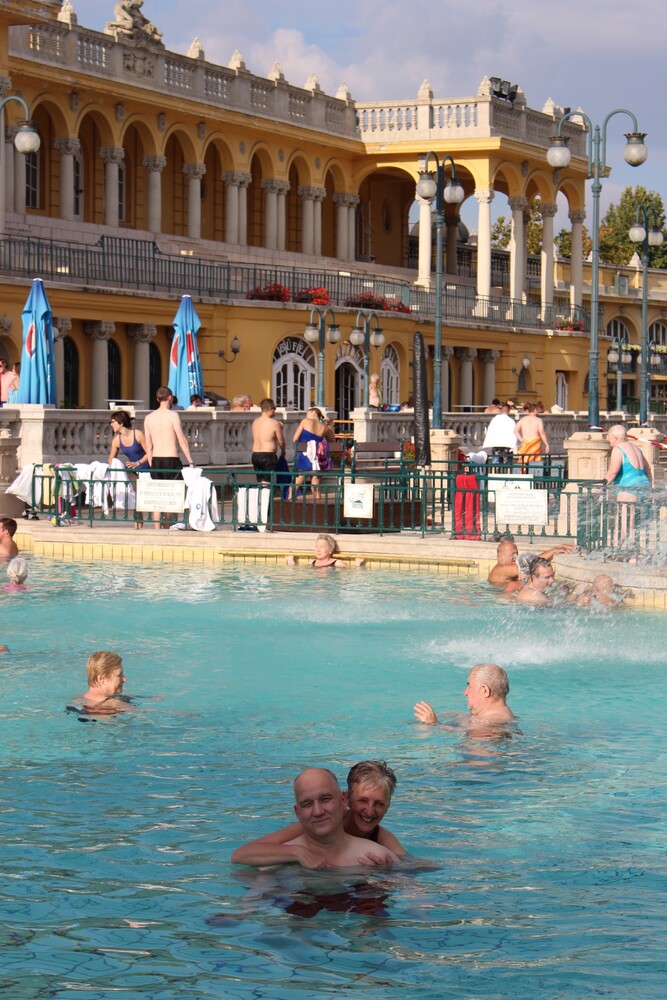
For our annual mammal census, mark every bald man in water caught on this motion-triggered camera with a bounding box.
[231,767,398,869]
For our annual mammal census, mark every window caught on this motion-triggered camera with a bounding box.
[118,161,126,223]
[649,321,667,347]
[25,152,39,210]
[381,345,399,405]
[73,153,83,220]
[149,342,162,406]
[272,338,315,410]
[63,336,79,408]
[108,340,121,400]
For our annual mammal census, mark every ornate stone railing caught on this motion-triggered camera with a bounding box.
[356,94,587,156]
[7,407,665,474]
[10,22,358,138]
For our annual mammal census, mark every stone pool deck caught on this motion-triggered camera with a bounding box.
[14,520,667,611]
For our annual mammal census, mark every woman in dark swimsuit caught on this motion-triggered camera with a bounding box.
[108,410,150,471]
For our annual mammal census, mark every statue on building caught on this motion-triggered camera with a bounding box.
[105,1,165,48]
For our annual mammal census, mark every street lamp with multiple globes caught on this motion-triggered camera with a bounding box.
[349,310,385,407]
[606,330,631,412]
[0,95,40,232]
[547,111,647,429]
[628,205,664,423]
[415,152,465,429]
[303,306,340,408]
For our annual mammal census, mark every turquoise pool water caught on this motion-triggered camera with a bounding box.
[2,560,666,999]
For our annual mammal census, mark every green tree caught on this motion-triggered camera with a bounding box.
[554,225,593,260]
[598,185,667,268]
[491,199,544,253]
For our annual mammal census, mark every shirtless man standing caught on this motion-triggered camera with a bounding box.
[251,398,285,483]
[143,386,194,527]
[414,662,515,734]
[231,767,398,869]
[515,403,550,465]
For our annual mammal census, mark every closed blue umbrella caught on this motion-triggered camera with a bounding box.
[168,295,203,405]
[17,278,57,405]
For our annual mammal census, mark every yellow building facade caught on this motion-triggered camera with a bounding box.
[0,1,665,416]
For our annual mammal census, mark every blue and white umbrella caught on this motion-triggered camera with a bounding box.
[168,295,203,405]
[17,278,57,405]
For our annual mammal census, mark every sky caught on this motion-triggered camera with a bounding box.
[67,0,667,233]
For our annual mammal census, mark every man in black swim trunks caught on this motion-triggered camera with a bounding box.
[143,386,195,527]
[251,398,285,483]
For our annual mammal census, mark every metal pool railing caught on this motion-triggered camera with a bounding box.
[25,463,585,541]
[576,483,667,560]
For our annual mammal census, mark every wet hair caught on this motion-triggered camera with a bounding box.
[529,556,553,578]
[259,398,276,413]
[470,663,509,699]
[86,650,123,685]
[156,386,172,403]
[516,552,536,578]
[6,557,27,584]
[347,760,397,800]
[110,409,133,428]
[315,533,338,554]
[0,517,17,537]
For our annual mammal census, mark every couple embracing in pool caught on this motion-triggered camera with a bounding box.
[232,761,405,870]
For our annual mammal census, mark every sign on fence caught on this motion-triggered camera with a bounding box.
[343,483,374,519]
[136,479,186,513]
[496,489,548,526]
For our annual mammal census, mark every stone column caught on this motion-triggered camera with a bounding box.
[311,186,326,256]
[347,195,359,260]
[100,147,125,227]
[143,155,167,233]
[508,196,527,302]
[183,163,206,240]
[260,179,280,250]
[456,347,477,409]
[237,172,252,245]
[332,192,350,259]
[416,195,432,287]
[540,202,558,319]
[54,139,81,222]
[53,317,71,407]
[474,189,494,300]
[85,321,115,409]
[480,348,501,405]
[441,344,454,412]
[127,324,156,408]
[569,209,586,309]
[4,124,17,217]
[445,214,460,276]
[299,186,317,255]
[275,179,291,251]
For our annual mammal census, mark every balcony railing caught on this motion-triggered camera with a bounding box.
[0,235,588,333]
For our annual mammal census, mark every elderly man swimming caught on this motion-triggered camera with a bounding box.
[231,766,399,869]
[414,662,515,733]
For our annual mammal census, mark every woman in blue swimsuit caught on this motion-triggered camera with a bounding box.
[604,424,652,542]
[108,410,150,471]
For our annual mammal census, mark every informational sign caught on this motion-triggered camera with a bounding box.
[343,483,374,519]
[136,479,186,513]
[496,489,548,526]
[487,473,533,506]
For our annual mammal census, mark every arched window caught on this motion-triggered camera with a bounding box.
[272,337,315,410]
[606,318,630,342]
[335,342,364,416]
[149,342,162,406]
[649,321,667,347]
[108,340,121,400]
[63,335,79,408]
[380,345,399,405]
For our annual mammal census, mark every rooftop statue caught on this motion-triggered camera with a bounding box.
[105,0,164,48]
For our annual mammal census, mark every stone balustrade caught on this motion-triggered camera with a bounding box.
[4,407,665,472]
[11,22,358,138]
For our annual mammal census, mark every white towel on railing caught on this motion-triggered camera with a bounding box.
[237,486,270,533]
[6,464,37,505]
[108,457,136,511]
[306,439,320,471]
[182,466,218,531]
